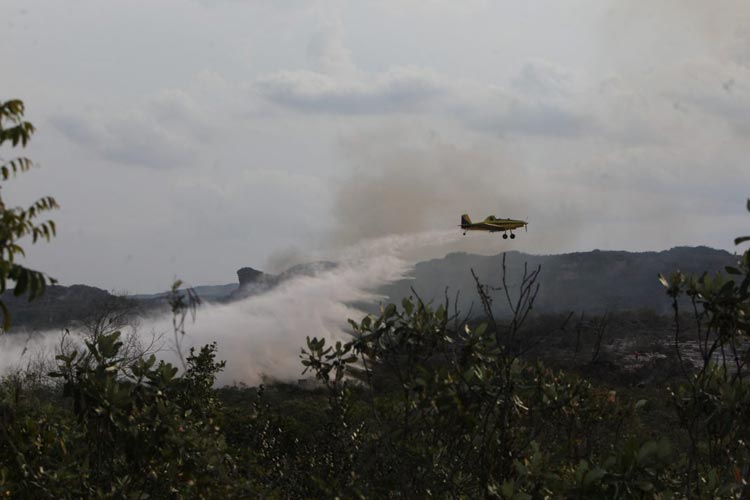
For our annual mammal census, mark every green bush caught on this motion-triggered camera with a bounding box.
[299,262,674,498]
[0,333,244,499]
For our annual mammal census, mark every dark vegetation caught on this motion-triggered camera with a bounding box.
[1,99,749,498]
[382,246,737,316]
[1,249,734,333]
[1,285,140,331]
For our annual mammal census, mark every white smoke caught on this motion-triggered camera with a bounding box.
[0,330,66,377]
[0,230,461,386]
[177,229,461,385]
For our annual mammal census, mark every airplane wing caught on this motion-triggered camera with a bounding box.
[482,221,526,231]
[483,222,512,229]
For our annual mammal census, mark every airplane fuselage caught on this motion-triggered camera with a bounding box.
[461,220,526,232]
[460,214,527,238]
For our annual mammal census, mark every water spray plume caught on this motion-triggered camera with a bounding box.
[0,230,463,386]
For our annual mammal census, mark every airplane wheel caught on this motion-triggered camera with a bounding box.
[510,233,516,239]
[502,233,508,239]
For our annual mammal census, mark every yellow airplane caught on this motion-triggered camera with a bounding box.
[460,214,528,239]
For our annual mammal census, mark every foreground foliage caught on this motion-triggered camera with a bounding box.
[0,336,243,499]
[298,280,678,498]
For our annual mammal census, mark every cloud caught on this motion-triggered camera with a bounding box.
[256,50,595,139]
[51,109,199,169]
[49,85,224,169]
[462,96,591,138]
[447,61,594,138]
[466,60,593,137]
[192,0,308,8]
[101,113,199,168]
[511,60,574,97]
[307,17,357,77]
[665,59,750,137]
[256,66,446,114]
[170,168,330,242]
[254,11,452,116]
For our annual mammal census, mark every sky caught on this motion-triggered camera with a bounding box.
[2,0,750,293]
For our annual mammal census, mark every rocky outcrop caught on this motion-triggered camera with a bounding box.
[229,262,336,301]
[237,267,267,287]
[276,261,336,282]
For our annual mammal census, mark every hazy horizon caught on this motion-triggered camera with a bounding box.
[90,242,741,296]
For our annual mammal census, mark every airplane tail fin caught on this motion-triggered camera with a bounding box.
[461,214,471,227]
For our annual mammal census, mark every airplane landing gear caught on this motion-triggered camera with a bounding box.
[502,233,508,239]
[510,233,516,239]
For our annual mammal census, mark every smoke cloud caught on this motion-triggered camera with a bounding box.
[171,230,461,385]
[1,230,461,386]
[329,126,596,259]
[264,245,311,275]
[0,331,64,377]
[332,129,531,246]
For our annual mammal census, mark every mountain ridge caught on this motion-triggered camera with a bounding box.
[381,245,737,316]
[2,246,737,330]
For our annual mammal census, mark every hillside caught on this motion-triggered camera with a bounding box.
[381,246,737,315]
[3,246,736,331]
[1,285,137,331]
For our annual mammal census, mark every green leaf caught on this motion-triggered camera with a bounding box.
[500,480,515,498]
[402,297,414,315]
[656,437,671,460]
[14,268,28,296]
[583,467,607,487]
[636,480,654,492]
[720,280,735,296]
[383,303,397,318]
[0,301,9,331]
[637,441,658,463]
[27,271,38,301]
